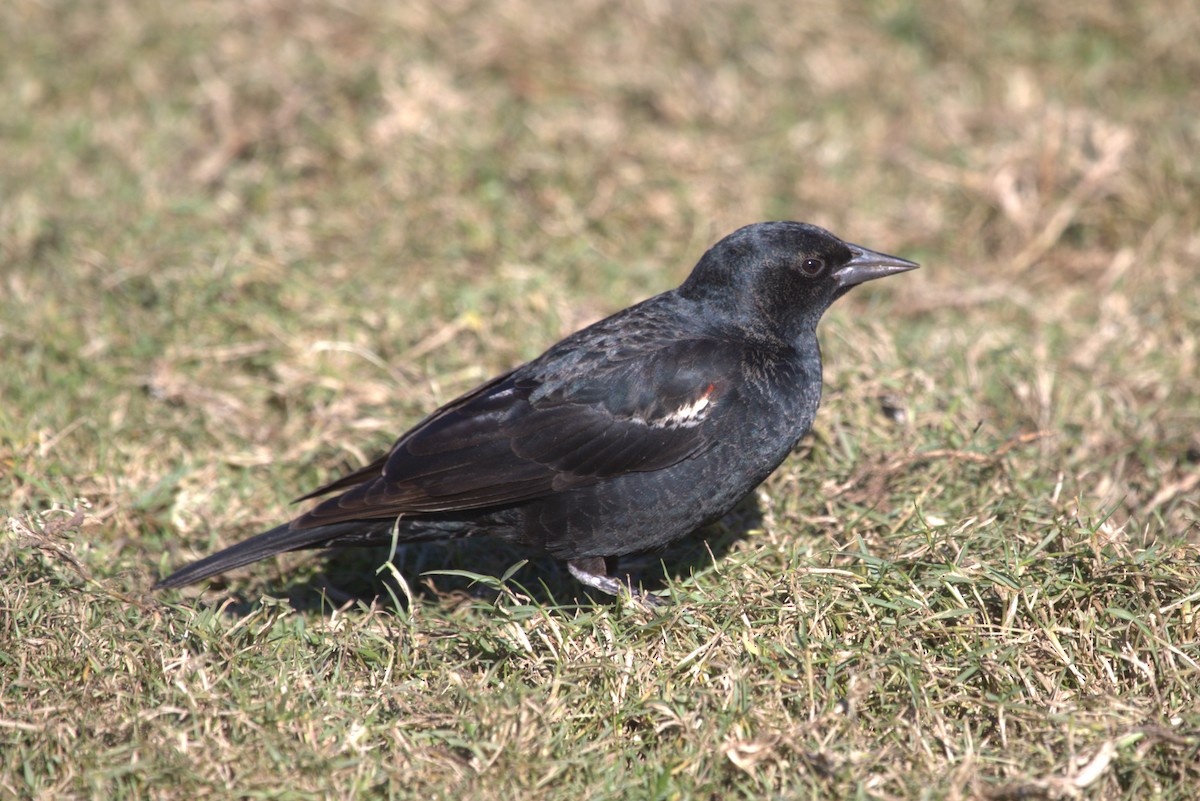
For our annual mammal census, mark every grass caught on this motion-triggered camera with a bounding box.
[2,0,1198,798]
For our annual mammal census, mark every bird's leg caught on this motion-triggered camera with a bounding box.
[567,557,666,608]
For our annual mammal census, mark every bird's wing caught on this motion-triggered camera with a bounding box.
[293,336,742,527]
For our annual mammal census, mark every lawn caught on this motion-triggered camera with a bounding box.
[2,1,1198,799]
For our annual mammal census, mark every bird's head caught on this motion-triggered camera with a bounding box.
[678,221,918,341]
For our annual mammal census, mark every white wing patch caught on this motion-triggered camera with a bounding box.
[652,383,716,429]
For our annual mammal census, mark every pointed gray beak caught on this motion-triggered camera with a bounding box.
[835,244,919,288]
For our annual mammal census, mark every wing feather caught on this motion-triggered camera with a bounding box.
[292,332,743,529]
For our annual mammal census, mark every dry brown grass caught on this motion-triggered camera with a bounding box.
[3,1,1198,799]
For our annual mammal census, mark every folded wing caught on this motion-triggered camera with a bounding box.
[292,337,740,528]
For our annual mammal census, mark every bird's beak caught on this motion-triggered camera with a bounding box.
[835,244,919,288]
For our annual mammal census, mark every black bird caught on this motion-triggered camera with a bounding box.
[157,222,917,604]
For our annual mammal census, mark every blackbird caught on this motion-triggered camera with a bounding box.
[157,221,917,604]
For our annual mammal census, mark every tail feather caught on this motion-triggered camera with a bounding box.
[157,515,489,590]
[156,521,368,589]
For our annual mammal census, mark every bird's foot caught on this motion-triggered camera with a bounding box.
[567,557,666,609]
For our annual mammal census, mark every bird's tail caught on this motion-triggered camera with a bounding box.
[155,520,399,589]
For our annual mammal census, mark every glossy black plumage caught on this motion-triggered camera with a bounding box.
[157,221,917,603]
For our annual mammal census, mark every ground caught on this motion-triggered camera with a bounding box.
[2,1,1198,799]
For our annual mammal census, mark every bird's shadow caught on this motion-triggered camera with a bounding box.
[206,494,763,617]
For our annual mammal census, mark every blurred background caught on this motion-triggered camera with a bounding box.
[3,2,1199,797]
[4,0,1195,555]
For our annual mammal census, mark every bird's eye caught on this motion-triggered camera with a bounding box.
[799,258,825,277]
